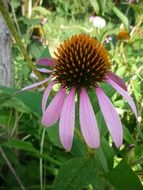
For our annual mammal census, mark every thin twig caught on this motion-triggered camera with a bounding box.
[10,1,21,35]
[0,147,26,190]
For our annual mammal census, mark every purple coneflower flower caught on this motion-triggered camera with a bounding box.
[22,34,137,150]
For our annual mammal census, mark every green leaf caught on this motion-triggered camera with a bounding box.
[21,17,40,26]
[96,146,109,172]
[123,125,135,144]
[97,0,106,15]
[91,175,105,190]
[131,80,141,102]
[1,140,37,153]
[2,98,31,114]
[130,2,143,15]
[89,83,116,114]
[101,138,114,169]
[96,111,108,137]
[0,86,42,116]
[10,0,20,9]
[90,0,99,14]
[46,119,87,155]
[112,6,129,30]
[134,144,143,159]
[53,157,96,190]
[107,160,143,190]
[28,41,45,59]
[71,131,87,157]
[33,6,51,16]
[46,124,62,148]
[40,46,51,58]
[15,90,42,116]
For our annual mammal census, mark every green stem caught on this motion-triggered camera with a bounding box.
[11,112,23,138]
[10,1,21,36]
[0,0,43,81]
[40,128,45,190]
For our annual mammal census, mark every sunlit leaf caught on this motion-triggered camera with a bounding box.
[90,0,99,14]
[112,6,129,30]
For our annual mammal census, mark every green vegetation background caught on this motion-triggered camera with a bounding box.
[0,0,143,190]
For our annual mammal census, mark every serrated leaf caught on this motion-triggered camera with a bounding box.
[53,157,96,190]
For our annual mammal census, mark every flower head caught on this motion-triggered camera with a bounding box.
[89,16,106,29]
[116,29,130,41]
[53,35,110,88]
[22,34,137,151]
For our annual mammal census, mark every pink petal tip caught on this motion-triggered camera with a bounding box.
[42,88,66,127]
[106,77,137,119]
[96,87,123,148]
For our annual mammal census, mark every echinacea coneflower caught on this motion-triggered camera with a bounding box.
[22,34,137,150]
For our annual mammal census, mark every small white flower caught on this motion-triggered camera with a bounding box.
[89,16,106,29]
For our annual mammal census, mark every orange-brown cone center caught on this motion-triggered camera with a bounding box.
[53,34,111,89]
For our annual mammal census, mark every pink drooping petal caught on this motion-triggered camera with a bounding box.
[106,77,137,118]
[96,87,123,148]
[79,88,100,148]
[106,72,127,91]
[37,68,53,73]
[59,87,76,151]
[37,58,55,66]
[20,77,50,92]
[42,88,66,127]
[42,81,54,113]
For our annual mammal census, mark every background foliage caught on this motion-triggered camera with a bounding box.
[0,0,143,189]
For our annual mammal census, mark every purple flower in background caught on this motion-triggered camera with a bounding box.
[22,34,137,150]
